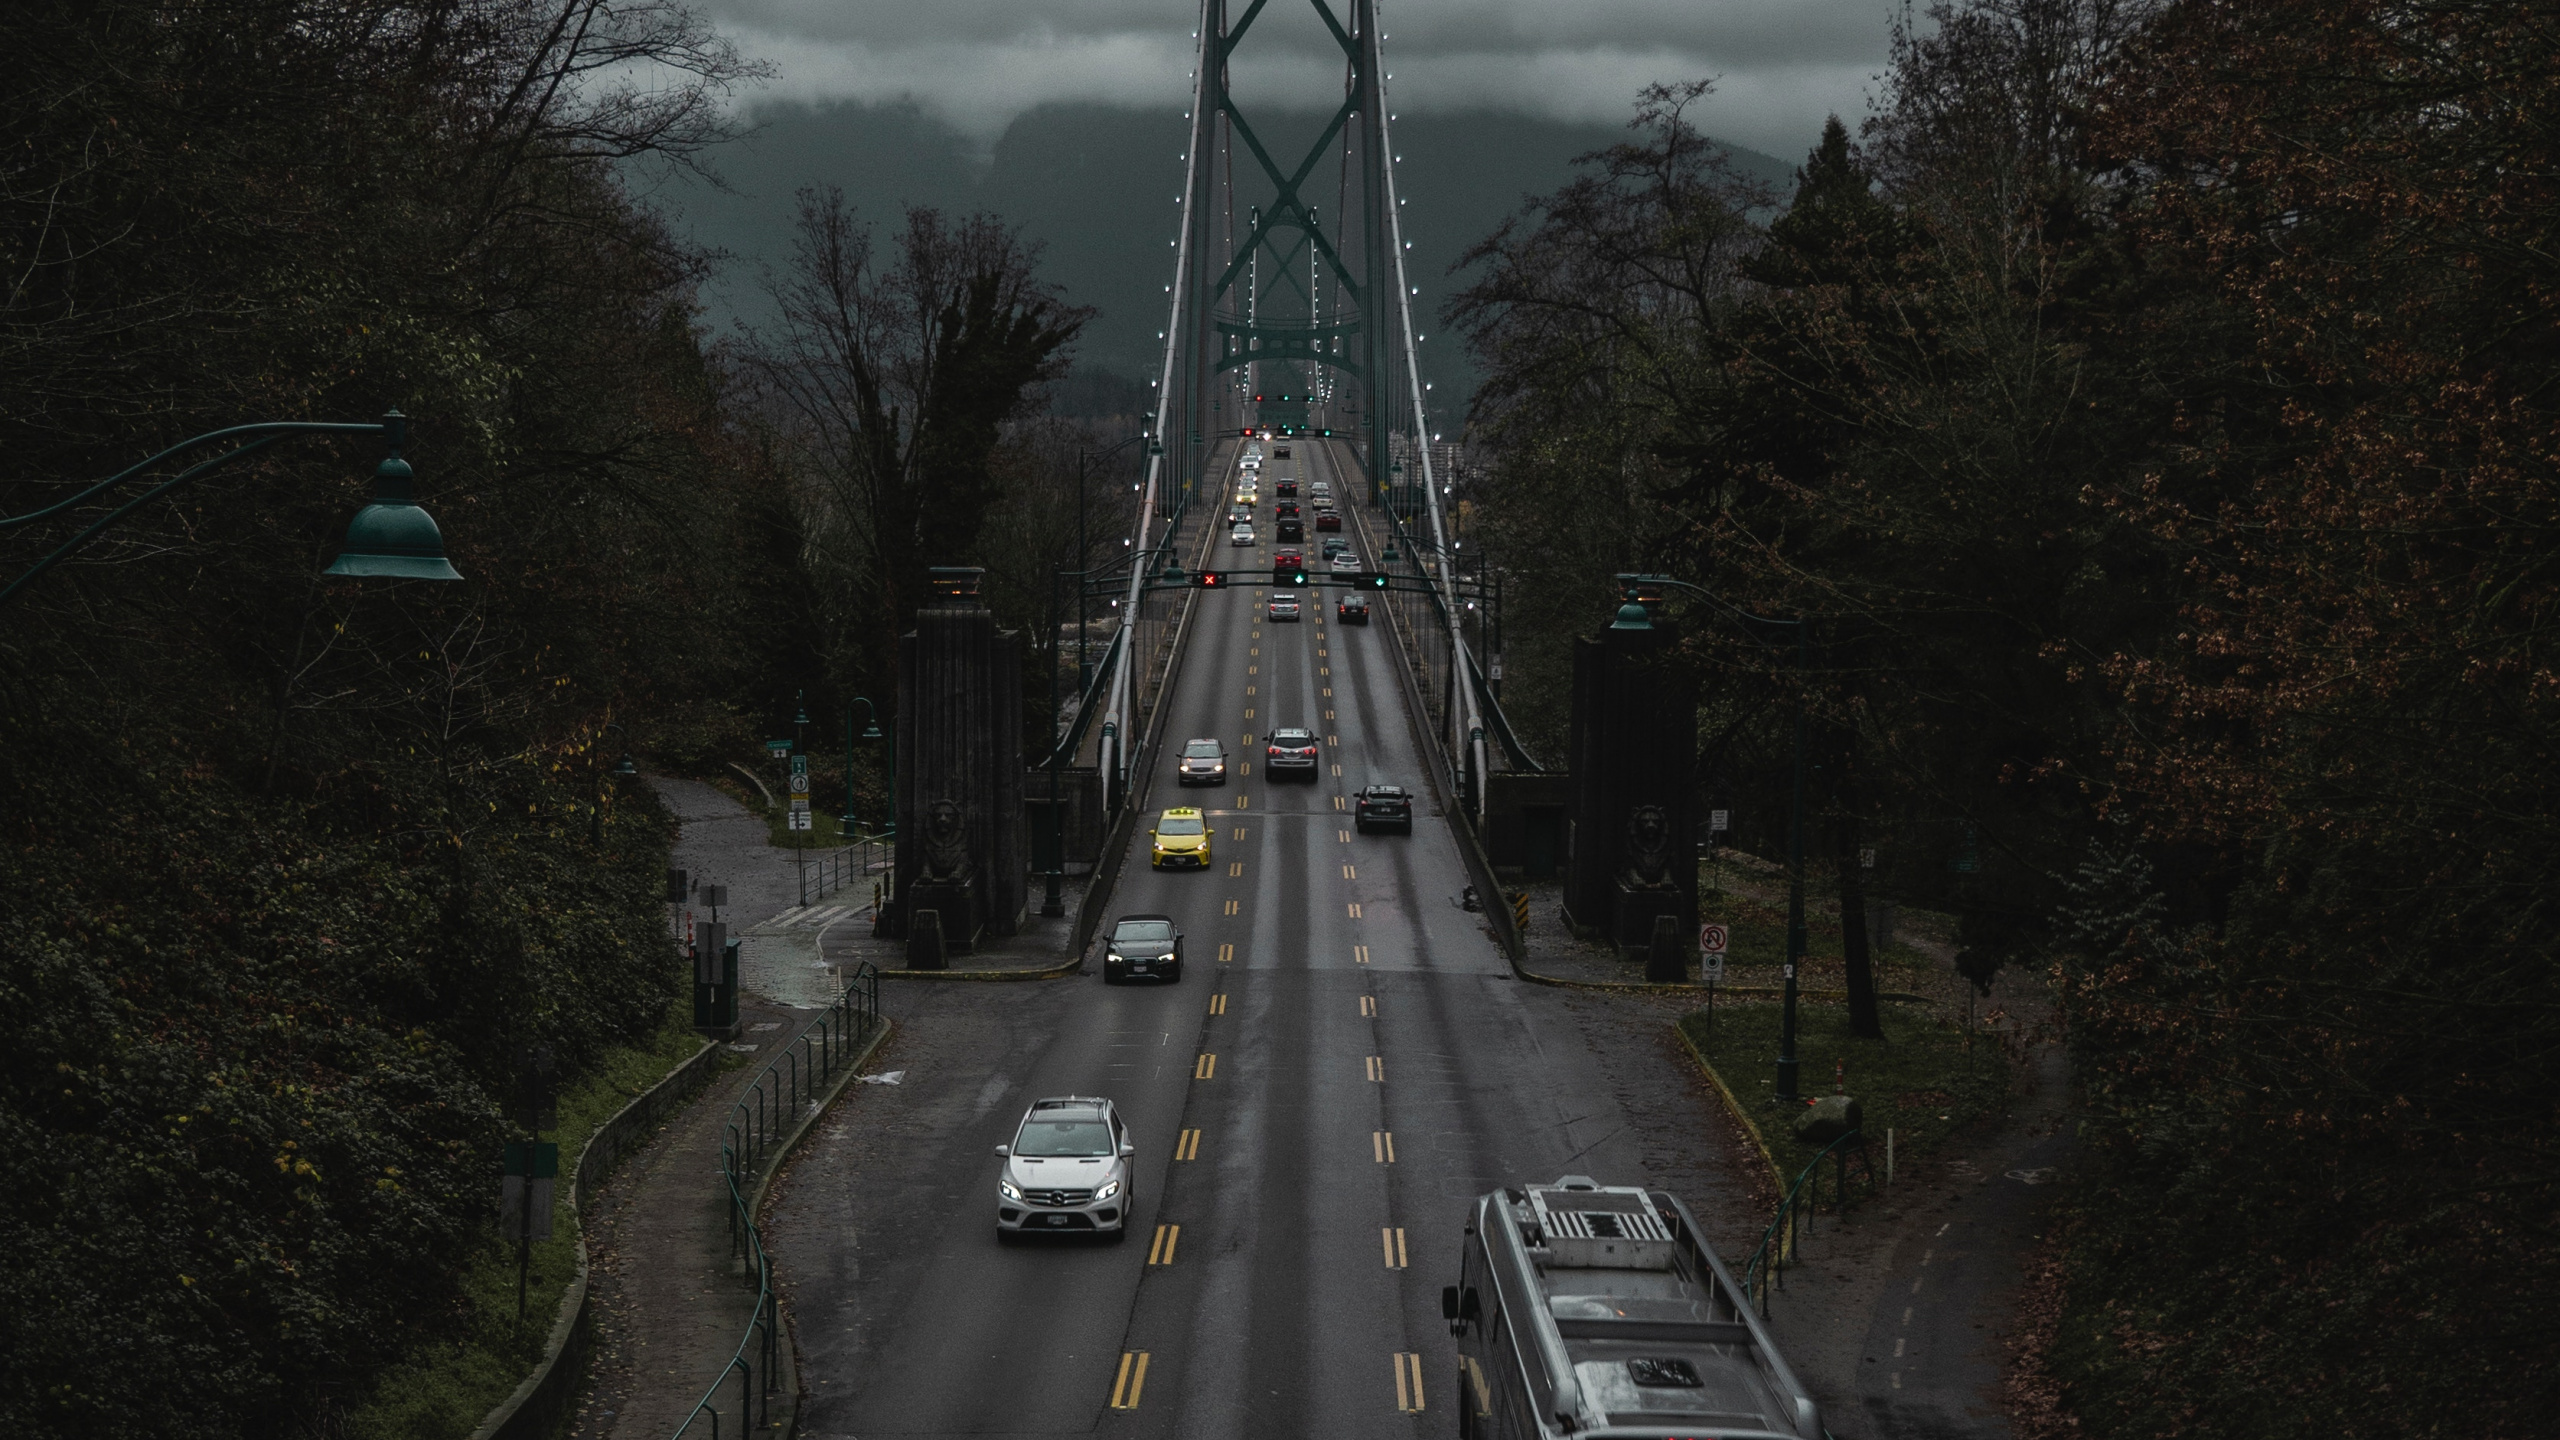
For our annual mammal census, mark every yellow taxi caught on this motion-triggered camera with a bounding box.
[1149,806,1213,869]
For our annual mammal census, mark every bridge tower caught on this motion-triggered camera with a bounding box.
[1156,0,1413,504]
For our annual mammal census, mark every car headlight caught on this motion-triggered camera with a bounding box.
[1095,1178,1122,1201]
[1107,951,1124,965]
[1000,1178,1022,1201]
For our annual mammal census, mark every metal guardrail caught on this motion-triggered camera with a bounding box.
[672,964,884,1439]
[1741,1129,1877,1317]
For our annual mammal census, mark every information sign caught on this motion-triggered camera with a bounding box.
[1702,953,1725,984]
[1709,809,1730,833]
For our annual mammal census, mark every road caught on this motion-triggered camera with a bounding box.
[769,438,1761,1438]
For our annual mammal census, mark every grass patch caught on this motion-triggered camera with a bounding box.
[707,772,887,852]
[1694,865,1943,988]
[343,1004,711,1440]
[1678,999,2014,1183]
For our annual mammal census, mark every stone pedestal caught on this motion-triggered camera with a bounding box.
[908,881,980,953]
[1616,881,1686,959]
[906,909,948,971]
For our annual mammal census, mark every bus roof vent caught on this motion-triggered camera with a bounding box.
[1527,1182,1676,1270]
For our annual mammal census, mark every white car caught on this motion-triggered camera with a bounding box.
[996,1096,1134,1241]
[1231,524,1257,547]
[1331,554,1360,573]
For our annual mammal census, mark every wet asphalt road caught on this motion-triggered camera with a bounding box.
[771,440,1722,1438]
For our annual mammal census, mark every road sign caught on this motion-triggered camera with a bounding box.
[789,753,808,777]
[1698,923,1729,956]
[1859,847,1876,869]
[1709,809,1729,832]
[1702,953,1725,984]
[788,810,813,831]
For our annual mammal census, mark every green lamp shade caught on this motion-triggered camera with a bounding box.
[613,755,639,777]
[861,723,884,741]
[326,458,461,580]
[1610,600,1654,631]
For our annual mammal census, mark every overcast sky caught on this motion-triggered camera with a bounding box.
[696,0,1903,160]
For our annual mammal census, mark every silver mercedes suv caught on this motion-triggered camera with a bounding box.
[995,1096,1134,1241]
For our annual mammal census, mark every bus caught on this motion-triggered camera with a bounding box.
[1443,1177,1820,1439]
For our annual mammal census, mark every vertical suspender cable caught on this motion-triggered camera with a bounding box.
[1115,0,1220,807]
[1372,24,1489,820]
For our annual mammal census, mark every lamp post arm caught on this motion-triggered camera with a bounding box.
[0,420,390,532]
[1635,575,1805,640]
[1,433,312,608]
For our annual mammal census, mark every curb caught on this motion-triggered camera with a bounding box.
[880,956,1084,982]
[756,1015,895,1440]
[1675,1020,1786,1195]
[1515,969,1935,1002]
[469,1031,726,1440]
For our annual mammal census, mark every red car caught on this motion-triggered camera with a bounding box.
[1315,512,1342,532]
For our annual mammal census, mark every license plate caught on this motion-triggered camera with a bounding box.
[1047,1215,1069,1226]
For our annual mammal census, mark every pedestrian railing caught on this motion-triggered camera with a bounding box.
[800,831,893,908]
[672,964,884,1439]
[1740,1129,1877,1317]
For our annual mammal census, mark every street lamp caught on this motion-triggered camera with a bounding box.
[840,697,885,836]
[1,408,460,606]
[1615,574,1811,1104]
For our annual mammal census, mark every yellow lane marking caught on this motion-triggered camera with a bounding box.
[1360,995,1376,1016]
[1393,1352,1425,1412]
[1333,795,1347,810]
[1244,707,1255,719]
[1224,899,1240,916]
[1354,944,1371,964]
[1176,1128,1202,1160]
[1332,763,1343,776]
[1242,733,1253,744]
[1110,1351,1149,1409]
[1318,649,1328,657]
[1383,1227,1408,1267]
[1339,829,1353,842]
[1218,942,1235,962]
[1328,734,1340,745]
[1149,1224,1180,1265]
[1324,708,1336,720]
[1322,687,1333,697]
[1252,630,1261,637]
[1373,1130,1396,1163]
[1240,761,1250,773]
[1248,665,1258,674]
[1343,863,1357,880]
[1195,1053,1217,1080]
[1347,901,1363,918]
[1208,993,1227,1015]
[1245,686,1255,695]
[1229,861,1244,876]
[1320,667,1330,676]
[1365,1055,1385,1081]
[1234,827,1246,838]
[1250,647,1260,656]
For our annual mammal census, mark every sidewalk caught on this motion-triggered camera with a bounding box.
[565,777,876,1440]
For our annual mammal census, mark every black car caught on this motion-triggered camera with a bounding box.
[1276,479,1298,497]
[1276,517,1304,543]
[1265,727,1321,779]
[1337,594,1370,624]
[1104,914,1184,984]
[1355,784,1412,833]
